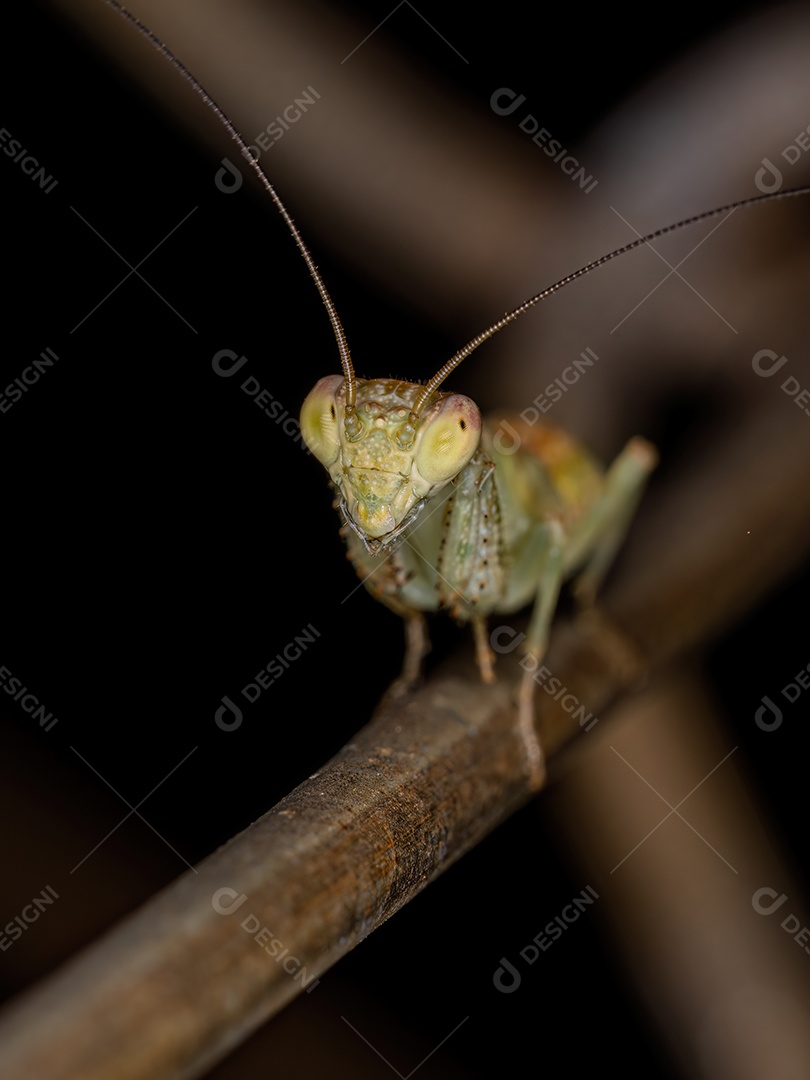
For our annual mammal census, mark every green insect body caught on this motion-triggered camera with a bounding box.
[301,372,657,784]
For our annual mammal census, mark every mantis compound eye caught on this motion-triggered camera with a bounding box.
[300,375,344,468]
[414,394,482,485]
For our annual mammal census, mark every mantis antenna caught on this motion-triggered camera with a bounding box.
[410,185,810,415]
[104,0,359,425]
[105,2,809,429]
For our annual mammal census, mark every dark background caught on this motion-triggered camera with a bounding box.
[1,2,808,1077]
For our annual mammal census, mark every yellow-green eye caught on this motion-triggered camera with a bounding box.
[300,375,343,467]
[415,394,481,484]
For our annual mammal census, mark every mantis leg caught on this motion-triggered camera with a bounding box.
[517,518,567,790]
[372,594,431,698]
[566,437,658,604]
[472,615,496,683]
[515,439,655,790]
[342,523,432,696]
[397,609,430,690]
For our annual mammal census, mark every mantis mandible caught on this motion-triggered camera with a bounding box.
[107,1,810,788]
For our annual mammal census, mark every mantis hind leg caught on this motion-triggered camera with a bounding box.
[517,518,567,790]
[567,437,658,605]
[514,439,656,790]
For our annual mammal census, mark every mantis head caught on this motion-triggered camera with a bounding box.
[300,375,481,550]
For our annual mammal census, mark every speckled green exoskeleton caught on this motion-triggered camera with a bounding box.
[109,0,810,788]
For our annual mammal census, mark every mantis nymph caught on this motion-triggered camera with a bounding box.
[107,1,809,787]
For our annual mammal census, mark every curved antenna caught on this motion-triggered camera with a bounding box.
[104,0,358,413]
[412,185,810,417]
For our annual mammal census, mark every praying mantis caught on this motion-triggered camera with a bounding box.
[100,0,810,789]
[299,292,658,787]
